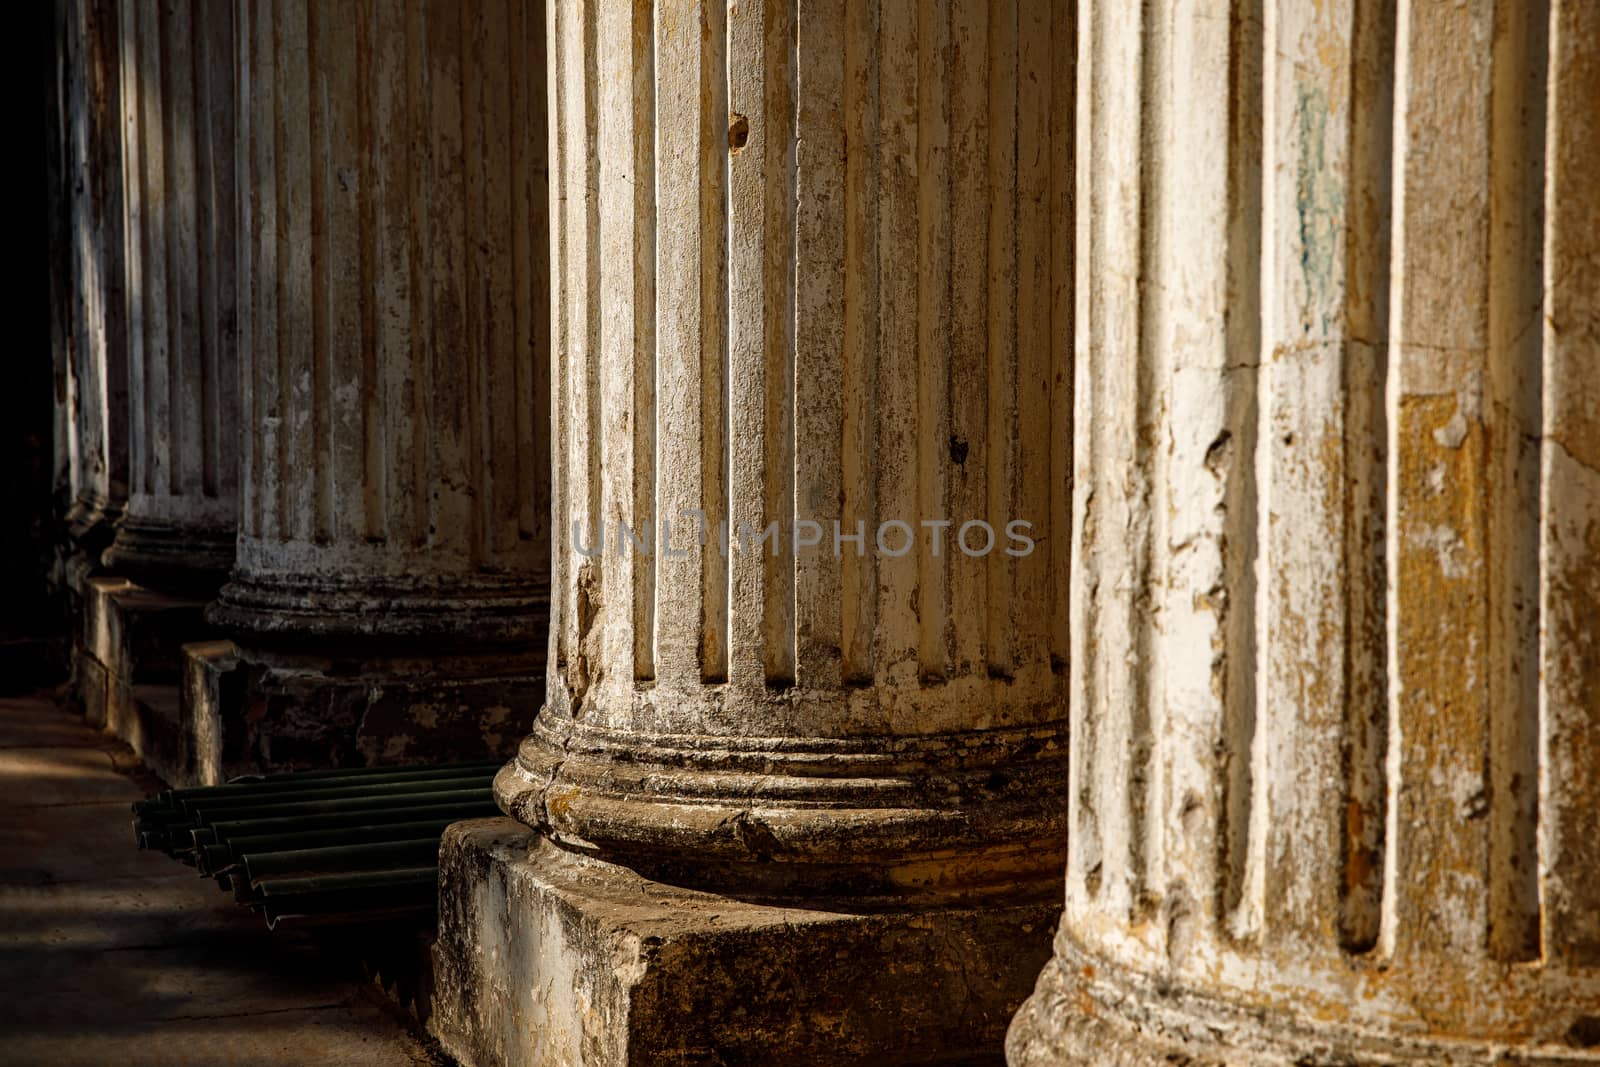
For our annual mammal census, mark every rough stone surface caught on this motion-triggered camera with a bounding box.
[432,819,1053,1067]
[57,0,127,550]
[73,576,216,784]
[182,643,540,779]
[1008,1,1600,1062]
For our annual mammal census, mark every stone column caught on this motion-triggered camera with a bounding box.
[203,0,550,771]
[1008,2,1600,1063]
[102,0,239,590]
[60,0,128,556]
[434,2,1072,1063]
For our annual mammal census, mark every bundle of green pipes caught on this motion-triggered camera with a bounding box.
[132,761,502,929]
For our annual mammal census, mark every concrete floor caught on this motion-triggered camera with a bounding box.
[0,691,443,1067]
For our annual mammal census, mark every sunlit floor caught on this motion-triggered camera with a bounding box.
[0,692,441,1067]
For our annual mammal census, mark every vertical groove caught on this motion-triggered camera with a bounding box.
[700,0,728,684]
[272,0,293,542]
[839,0,877,685]
[320,0,357,546]
[1015,0,1053,678]
[307,0,332,543]
[547,0,568,670]
[237,0,255,536]
[1485,0,1547,964]
[170,0,199,500]
[1128,0,1162,916]
[142,0,169,500]
[461,0,484,566]
[874,0,917,690]
[122,4,147,505]
[358,0,383,541]
[1047,0,1074,674]
[581,0,601,608]
[792,0,845,691]
[486,0,518,557]
[1338,0,1394,954]
[160,0,184,499]
[374,0,414,547]
[510,0,539,549]
[192,0,218,498]
[946,0,988,681]
[763,0,797,686]
[407,1,431,550]
[1222,0,1262,939]
[531,0,552,572]
[983,0,1017,679]
[633,0,656,682]
[914,0,950,682]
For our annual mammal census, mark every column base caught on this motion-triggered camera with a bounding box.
[185,643,541,777]
[431,819,1057,1067]
[1006,942,1600,1067]
[101,517,234,594]
[73,575,215,784]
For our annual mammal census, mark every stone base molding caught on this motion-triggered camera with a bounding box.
[433,820,1056,1067]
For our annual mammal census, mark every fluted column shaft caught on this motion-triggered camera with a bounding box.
[497,0,1072,902]
[1009,1,1600,1062]
[103,0,239,587]
[212,0,549,652]
[61,0,128,548]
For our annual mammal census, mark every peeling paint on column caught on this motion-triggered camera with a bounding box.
[1010,0,1600,1062]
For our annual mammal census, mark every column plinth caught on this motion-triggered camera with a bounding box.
[204,0,551,772]
[1008,2,1600,1063]
[435,1,1074,1062]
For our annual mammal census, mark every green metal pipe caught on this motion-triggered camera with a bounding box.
[137,784,491,852]
[257,866,439,897]
[241,838,442,884]
[196,799,499,845]
[215,759,498,786]
[159,763,500,805]
[258,866,439,927]
[171,774,493,814]
[185,786,494,827]
[200,819,464,874]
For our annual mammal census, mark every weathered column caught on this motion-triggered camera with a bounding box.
[60,0,128,556]
[203,0,550,771]
[102,0,239,590]
[1008,2,1600,1063]
[433,2,1072,1063]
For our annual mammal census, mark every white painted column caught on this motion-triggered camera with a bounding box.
[1008,2,1600,1062]
[497,0,1072,905]
[211,0,550,651]
[102,0,240,588]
